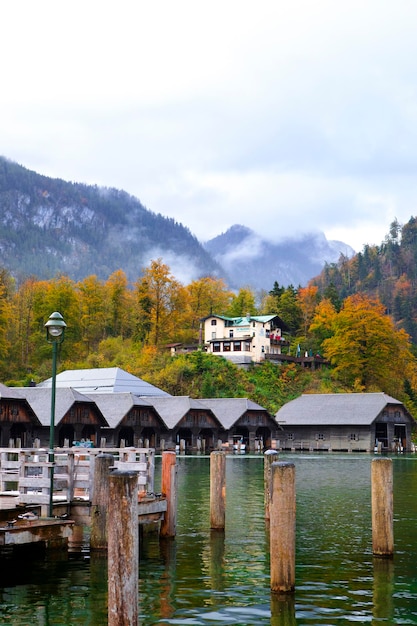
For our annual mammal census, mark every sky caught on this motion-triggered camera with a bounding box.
[2,1,417,253]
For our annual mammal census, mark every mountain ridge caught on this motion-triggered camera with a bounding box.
[205,224,354,291]
[0,156,353,289]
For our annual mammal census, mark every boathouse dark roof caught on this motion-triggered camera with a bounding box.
[145,396,219,430]
[38,367,171,397]
[16,387,108,428]
[87,393,167,430]
[199,398,272,430]
[0,383,25,399]
[275,392,414,426]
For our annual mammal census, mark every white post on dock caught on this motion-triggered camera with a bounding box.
[160,451,177,538]
[270,461,296,593]
[371,458,394,557]
[264,449,279,523]
[108,470,138,626]
[210,451,226,530]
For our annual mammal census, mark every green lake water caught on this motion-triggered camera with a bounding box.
[0,454,416,625]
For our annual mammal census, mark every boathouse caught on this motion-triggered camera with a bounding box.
[1,368,278,452]
[0,383,42,446]
[83,393,168,448]
[200,398,280,450]
[144,396,224,451]
[276,392,415,452]
[15,386,109,447]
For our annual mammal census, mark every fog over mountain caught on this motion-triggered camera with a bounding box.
[205,225,354,291]
[0,156,353,290]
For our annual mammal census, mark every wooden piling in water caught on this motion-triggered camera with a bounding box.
[371,458,394,557]
[210,451,226,530]
[90,453,114,550]
[160,451,177,538]
[264,449,279,523]
[108,470,138,626]
[270,461,296,593]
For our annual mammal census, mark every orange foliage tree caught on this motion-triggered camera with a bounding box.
[322,294,416,396]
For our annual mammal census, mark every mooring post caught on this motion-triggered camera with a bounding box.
[264,449,279,523]
[90,453,114,550]
[371,457,394,557]
[210,450,226,530]
[108,470,138,626]
[270,461,296,593]
[160,451,177,538]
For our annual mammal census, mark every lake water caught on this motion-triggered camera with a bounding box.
[0,453,416,625]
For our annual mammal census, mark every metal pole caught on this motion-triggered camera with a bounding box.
[48,340,58,517]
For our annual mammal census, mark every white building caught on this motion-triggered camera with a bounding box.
[201,314,290,364]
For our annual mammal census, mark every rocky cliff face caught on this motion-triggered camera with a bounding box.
[0,157,223,283]
[0,157,353,290]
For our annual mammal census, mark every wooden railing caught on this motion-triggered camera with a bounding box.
[0,447,155,510]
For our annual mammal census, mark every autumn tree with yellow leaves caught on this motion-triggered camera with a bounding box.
[319,294,416,395]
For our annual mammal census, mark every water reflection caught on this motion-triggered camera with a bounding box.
[270,592,297,626]
[373,557,394,622]
[1,454,417,624]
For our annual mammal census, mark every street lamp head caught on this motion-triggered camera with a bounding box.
[45,311,67,343]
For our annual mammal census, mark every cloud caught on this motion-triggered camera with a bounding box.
[2,1,417,255]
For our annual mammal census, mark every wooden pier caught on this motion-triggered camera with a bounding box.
[0,446,170,555]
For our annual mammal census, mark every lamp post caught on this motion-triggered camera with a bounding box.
[45,311,66,517]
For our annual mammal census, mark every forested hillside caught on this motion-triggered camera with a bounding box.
[1,250,417,420]
[0,156,222,282]
[309,217,417,343]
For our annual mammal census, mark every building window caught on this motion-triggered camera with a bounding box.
[223,342,231,352]
[211,319,217,326]
[229,330,234,338]
[316,433,325,440]
[233,341,241,351]
[213,342,220,352]
[244,341,251,351]
[349,433,357,441]
[287,433,294,440]
[211,331,216,339]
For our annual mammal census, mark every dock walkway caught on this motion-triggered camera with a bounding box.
[0,447,168,554]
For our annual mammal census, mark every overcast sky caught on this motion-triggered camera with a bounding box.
[2,1,417,253]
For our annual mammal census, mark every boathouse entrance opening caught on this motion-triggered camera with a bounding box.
[81,425,97,445]
[10,424,28,447]
[176,429,192,449]
[141,427,156,447]
[255,426,271,450]
[118,427,134,447]
[199,428,215,451]
[233,427,249,446]
[375,423,388,449]
[59,425,75,446]
[394,424,406,449]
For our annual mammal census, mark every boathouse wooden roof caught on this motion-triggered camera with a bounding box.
[38,367,171,397]
[199,398,273,430]
[275,392,414,426]
[0,383,43,427]
[0,383,25,400]
[87,393,168,430]
[145,396,221,430]
[16,387,108,428]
